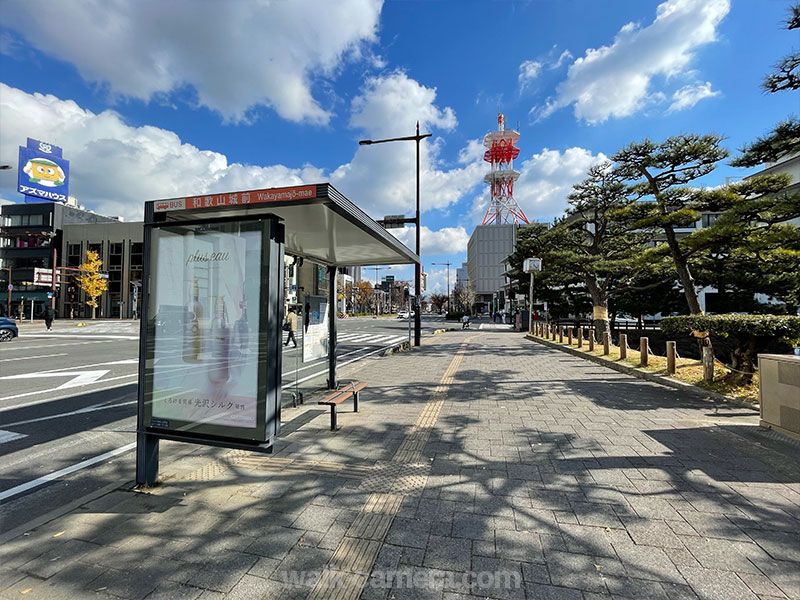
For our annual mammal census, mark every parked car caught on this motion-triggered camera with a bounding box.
[0,317,19,342]
[396,311,415,319]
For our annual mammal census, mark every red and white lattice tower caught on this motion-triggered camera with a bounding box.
[482,114,529,225]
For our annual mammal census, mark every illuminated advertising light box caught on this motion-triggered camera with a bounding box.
[18,138,70,203]
[142,216,283,446]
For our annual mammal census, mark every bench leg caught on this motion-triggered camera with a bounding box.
[330,405,338,431]
[353,391,359,413]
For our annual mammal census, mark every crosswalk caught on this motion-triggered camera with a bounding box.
[281,331,407,348]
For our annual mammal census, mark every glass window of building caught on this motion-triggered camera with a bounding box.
[109,242,123,269]
[67,244,82,267]
[130,242,143,269]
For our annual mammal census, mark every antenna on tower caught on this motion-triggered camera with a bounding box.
[481,113,529,226]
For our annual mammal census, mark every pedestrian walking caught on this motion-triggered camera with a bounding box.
[44,306,55,331]
[461,314,470,329]
[284,308,298,347]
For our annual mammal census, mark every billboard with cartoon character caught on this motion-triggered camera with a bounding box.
[18,138,70,203]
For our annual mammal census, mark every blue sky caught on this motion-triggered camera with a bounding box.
[0,0,797,294]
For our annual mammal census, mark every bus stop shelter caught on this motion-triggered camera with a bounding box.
[136,183,419,485]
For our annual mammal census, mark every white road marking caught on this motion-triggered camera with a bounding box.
[0,442,136,502]
[0,373,138,405]
[1,370,111,390]
[20,334,139,340]
[0,353,68,363]
[4,400,137,427]
[0,340,118,351]
[0,429,27,444]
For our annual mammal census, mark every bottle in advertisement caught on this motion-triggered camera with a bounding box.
[183,279,204,362]
[208,296,230,383]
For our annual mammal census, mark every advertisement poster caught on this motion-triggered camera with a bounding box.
[303,294,328,362]
[148,224,262,429]
[18,138,70,203]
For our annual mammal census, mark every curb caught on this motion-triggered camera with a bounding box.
[433,327,459,335]
[526,334,758,411]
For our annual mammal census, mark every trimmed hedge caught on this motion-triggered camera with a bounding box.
[660,314,800,344]
[445,311,466,320]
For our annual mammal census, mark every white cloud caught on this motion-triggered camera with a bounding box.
[389,225,469,256]
[538,0,729,124]
[0,81,483,226]
[472,147,607,222]
[518,60,543,87]
[667,81,719,112]
[332,72,484,218]
[552,49,573,69]
[2,0,382,124]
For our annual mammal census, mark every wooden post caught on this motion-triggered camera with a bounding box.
[602,331,610,355]
[640,337,648,366]
[568,327,573,346]
[588,331,595,351]
[702,346,714,383]
[619,333,627,359]
[578,328,584,348]
[666,341,676,374]
[552,325,557,341]
[558,326,563,343]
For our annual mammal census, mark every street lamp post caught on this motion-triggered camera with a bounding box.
[360,122,431,347]
[431,261,451,313]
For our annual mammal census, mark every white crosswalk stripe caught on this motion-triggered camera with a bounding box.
[281,332,406,347]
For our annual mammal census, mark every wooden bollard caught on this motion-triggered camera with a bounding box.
[619,334,627,359]
[702,346,714,383]
[588,331,595,351]
[640,337,648,366]
[558,326,563,343]
[602,331,610,355]
[568,328,573,345]
[666,341,676,374]
[552,325,557,341]
[578,328,584,348]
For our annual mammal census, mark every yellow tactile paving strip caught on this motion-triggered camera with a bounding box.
[307,337,473,600]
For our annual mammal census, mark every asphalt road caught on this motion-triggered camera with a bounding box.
[0,314,454,533]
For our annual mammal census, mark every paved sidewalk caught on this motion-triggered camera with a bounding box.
[2,331,799,600]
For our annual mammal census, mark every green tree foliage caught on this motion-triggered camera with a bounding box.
[684,174,800,314]
[661,314,800,384]
[509,164,668,336]
[612,134,729,317]
[762,2,800,93]
[730,118,800,168]
[76,250,108,319]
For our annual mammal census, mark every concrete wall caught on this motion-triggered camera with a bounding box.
[467,224,517,295]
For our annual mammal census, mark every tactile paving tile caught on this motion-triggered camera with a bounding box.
[359,462,430,494]
[328,536,383,574]
[346,512,394,541]
[182,452,371,481]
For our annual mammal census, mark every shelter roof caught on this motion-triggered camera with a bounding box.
[145,183,418,267]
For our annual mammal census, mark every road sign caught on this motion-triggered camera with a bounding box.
[33,268,67,286]
[47,292,53,299]
[7,284,12,292]
[381,214,408,229]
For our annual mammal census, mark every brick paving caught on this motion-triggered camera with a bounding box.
[2,330,799,600]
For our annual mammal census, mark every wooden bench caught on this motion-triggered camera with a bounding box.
[318,381,367,431]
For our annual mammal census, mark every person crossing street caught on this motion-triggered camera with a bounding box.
[284,307,298,347]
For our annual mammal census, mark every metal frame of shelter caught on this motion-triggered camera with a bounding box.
[136,183,419,485]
